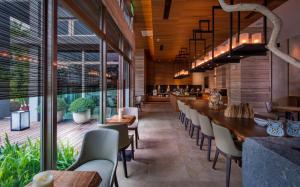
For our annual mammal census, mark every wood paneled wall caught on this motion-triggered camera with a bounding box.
[271,34,300,105]
[135,49,145,96]
[227,63,242,105]
[240,55,271,113]
[215,66,227,89]
[192,73,204,85]
[102,0,135,48]
[271,41,289,105]
[146,60,192,86]
[288,35,300,96]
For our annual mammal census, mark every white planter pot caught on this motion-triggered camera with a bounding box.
[72,109,91,124]
[57,111,64,123]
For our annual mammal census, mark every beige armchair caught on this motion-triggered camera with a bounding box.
[212,122,242,187]
[198,113,214,161]
[100,124,134,178]
[68,129,119,187]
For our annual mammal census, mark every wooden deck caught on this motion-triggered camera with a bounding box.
[0,119,99,150]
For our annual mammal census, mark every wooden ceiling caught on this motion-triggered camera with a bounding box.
[134,0,288,62]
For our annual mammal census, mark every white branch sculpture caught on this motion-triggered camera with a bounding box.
[218,0,300,68]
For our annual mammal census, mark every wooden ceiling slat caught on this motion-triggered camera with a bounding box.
[134,0,287,61]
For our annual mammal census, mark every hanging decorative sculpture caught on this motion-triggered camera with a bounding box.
[218,0,300,69]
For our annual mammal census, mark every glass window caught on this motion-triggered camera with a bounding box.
[56,6,102,167]
[58,20,69,35]
[124,60,130,107]
[107,52,119,62]
[73,20,94,35]
[58,51,82,61]
[85,51,100,61]
[0,1,44,186]
[106,47,120,118]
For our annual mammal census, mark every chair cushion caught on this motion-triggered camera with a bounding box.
[75,160,114,187]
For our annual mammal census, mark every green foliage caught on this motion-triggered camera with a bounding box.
[69,97,96,113]
[57,142,77,170]
[57,98,68,112]
[37,98,68,112]
[0,134,78,187]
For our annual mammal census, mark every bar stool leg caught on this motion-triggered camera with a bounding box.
[212,149,219,169]
[200,134,204,150]
[207,138,212,161]
[196,128,200,145]
[226,157,232,187]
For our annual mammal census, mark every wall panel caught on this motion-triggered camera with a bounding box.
[135,49,145,96]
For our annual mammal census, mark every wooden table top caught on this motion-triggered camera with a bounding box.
[273,106,300,112]
[184,100,268,141]
[106,115,136,125]
[26,170,101,187]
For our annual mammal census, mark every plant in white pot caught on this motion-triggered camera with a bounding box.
[37,98,68,122]
[57,98,68,122]
[69,98,95,124]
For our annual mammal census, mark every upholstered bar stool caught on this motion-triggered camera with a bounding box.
[189,109,201,145]
[184,105,192,130]
[181,103,188,126]
[198,113,214,161]
[211,122,242,187]
[177,100,184,122]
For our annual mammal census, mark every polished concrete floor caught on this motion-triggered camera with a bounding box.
[116,102,242,187]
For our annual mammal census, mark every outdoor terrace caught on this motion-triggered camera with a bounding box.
[0,119,99,150]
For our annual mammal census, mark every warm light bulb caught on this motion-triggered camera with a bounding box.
[252,33,262,44]
[239,33,250,45]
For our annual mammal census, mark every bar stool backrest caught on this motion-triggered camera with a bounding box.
[198,113,214,137]
[190,109,200,127]
[212,122,242,157]
[185,105,192,120]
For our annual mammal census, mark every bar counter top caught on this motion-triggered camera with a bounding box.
[243,137,300,186]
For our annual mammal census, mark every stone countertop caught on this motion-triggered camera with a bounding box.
[243,137,300,187]
[248,137,300,166]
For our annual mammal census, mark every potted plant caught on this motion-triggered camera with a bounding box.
[69,98,95,124]
[57,98,68,122]
[36,98,68,122]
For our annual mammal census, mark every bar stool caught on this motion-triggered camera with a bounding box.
[189,109,201,145]
[179,102,186,125]
[198,113,214,161]
[211,122,242,187]
[184,105,192,130]
[177,100,184,122]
